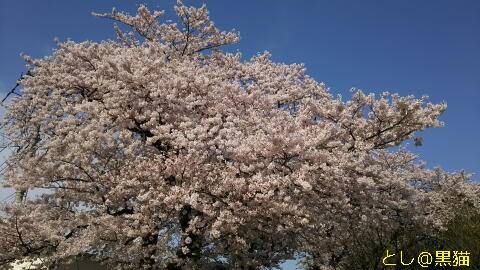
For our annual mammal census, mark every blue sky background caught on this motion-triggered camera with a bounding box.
[0,1,479,269]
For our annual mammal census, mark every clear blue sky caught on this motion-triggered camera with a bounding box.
[0,1,479,269]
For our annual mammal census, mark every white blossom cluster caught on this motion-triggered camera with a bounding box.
[0,2,478,269]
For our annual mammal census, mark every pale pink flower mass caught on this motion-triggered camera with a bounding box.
[0,1,478,270]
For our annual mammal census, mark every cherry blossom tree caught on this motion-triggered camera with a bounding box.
[0,2,478,269]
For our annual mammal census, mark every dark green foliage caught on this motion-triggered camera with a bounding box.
[325,207,480,270]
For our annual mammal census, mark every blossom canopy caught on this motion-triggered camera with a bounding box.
[0,2,478,270]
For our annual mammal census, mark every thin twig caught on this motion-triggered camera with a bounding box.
[1,72,27,103]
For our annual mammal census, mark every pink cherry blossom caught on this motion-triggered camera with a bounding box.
[0,2,478,269]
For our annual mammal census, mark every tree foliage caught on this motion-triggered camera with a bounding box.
[0,2,478,269]
[328,204,480,270]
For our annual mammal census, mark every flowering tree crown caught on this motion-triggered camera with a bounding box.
[0,2,478,269]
